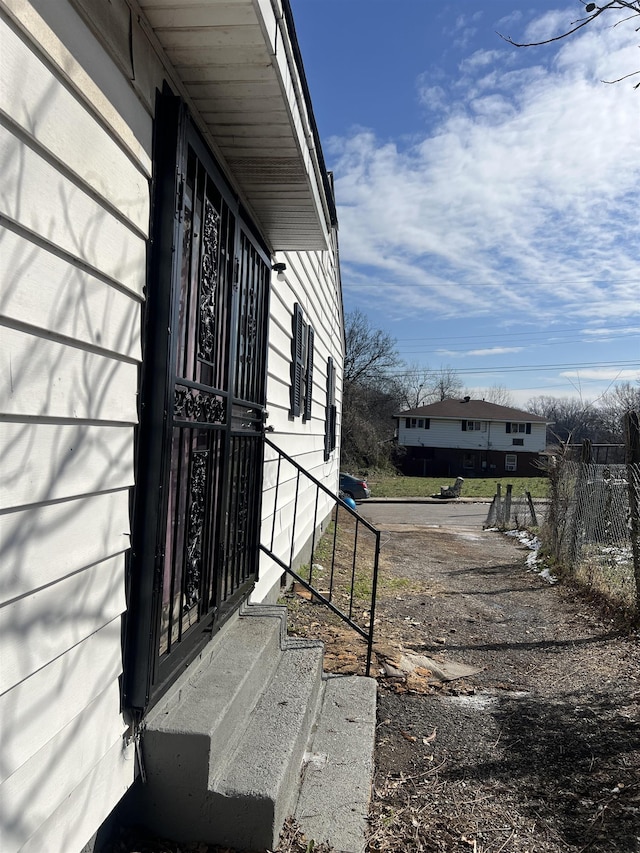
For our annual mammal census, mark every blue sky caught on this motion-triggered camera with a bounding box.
[290,0,640,407]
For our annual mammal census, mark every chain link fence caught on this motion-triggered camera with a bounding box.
[544,458,640,616]
[484,458,640,617]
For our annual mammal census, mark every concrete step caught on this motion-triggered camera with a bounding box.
[295,675,377,853]
[210,641,325,849]
[139,605,377,852]
[140,606,325,849]
[143,605,287,779]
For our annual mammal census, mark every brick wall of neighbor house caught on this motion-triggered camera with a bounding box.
[402,447,543,478]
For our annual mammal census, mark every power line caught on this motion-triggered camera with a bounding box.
[380,360,640,378]
[393,322,640,344]
[343,277,640,288]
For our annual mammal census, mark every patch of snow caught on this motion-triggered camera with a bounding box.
[505,529,557,584]
[539,567,558,585]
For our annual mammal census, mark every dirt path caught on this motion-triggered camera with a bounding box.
[361,522,640,853]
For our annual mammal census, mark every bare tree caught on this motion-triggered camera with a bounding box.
[341,310,402,470]
[527,394,599,443]
[498,1,640,88]
[396,363,435,410]
[343,309,400,385]
[429,366,465,402]
[473,385,514,406]
[596,381,640,441]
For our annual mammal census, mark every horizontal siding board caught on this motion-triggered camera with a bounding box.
[0,227,141,360]
[0,678,131,851]
[0,17,150,233]
[0,128,146,295]
[0,491,131,604]
[0,553,127,694]
[0,617,122,783]
[2,0,152,171]
[0,327,138,422]
[0,423,134,511]
[18,736,135,853]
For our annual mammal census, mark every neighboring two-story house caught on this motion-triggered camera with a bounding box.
[395,398,548,477]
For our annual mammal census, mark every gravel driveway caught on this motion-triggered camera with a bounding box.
[353,500,640,853]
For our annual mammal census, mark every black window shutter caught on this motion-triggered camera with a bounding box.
[506,422,511,433]
[303,326,314,420]
[425,418,430,429]
[290,303,304,417]
[461,420,467,431]
[526,422,531,434]
[324,356,336,459]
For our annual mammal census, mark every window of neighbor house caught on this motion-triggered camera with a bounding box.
[406,418,429,428]
[505,454,517,471]
[290,303,314,419]
[462,420,482,431]
[506,423,531,434]
[512,438,524,446]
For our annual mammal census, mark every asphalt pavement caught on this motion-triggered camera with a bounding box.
[357,499,491,528]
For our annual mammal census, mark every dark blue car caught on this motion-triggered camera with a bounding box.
[339,472,371,500]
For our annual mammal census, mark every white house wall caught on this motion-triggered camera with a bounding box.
[1,0,343,850]
[397,419,547,454]
[0,0,151,849]
[255,240,344,602]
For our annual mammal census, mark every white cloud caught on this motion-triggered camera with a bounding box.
[560,368,640,381]
[581,326,640,337]
[437,346,524,357]
[330,10,640,327]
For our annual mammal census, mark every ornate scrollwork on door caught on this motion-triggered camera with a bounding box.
[198,199,220,361]
[184,451,208,610]
[174,386,225,423]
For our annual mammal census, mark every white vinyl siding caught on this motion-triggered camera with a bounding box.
[1,1,345,850]
[398,418,546,453]
[0,2,150,849]
[256,241,344,603]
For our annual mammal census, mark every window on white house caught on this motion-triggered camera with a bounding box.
[462,420,482,431]
[505,454,517,471]
[407,417,429,428]
[512,438,524,446]
[506,422,531,434]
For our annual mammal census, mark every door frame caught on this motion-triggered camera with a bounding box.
[124,91,271,712]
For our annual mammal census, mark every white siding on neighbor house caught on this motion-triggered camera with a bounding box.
[255,239,344,602]
[0,1,151,849]
[398,418,546,453]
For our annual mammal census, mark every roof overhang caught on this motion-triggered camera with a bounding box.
[138,0,333,251]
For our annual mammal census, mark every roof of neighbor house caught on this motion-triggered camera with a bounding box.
[395,398,548,423]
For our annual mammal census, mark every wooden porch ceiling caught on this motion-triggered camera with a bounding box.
[139,0,331,251]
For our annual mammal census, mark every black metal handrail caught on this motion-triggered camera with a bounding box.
[260,437,381,675]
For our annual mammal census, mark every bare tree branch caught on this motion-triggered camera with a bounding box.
[497,1,640,88]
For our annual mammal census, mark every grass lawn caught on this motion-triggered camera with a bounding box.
[367,474,549,499]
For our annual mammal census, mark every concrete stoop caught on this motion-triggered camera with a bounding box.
[139,604,377,853]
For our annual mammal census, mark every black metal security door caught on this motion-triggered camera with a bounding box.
[126,96,271,710]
